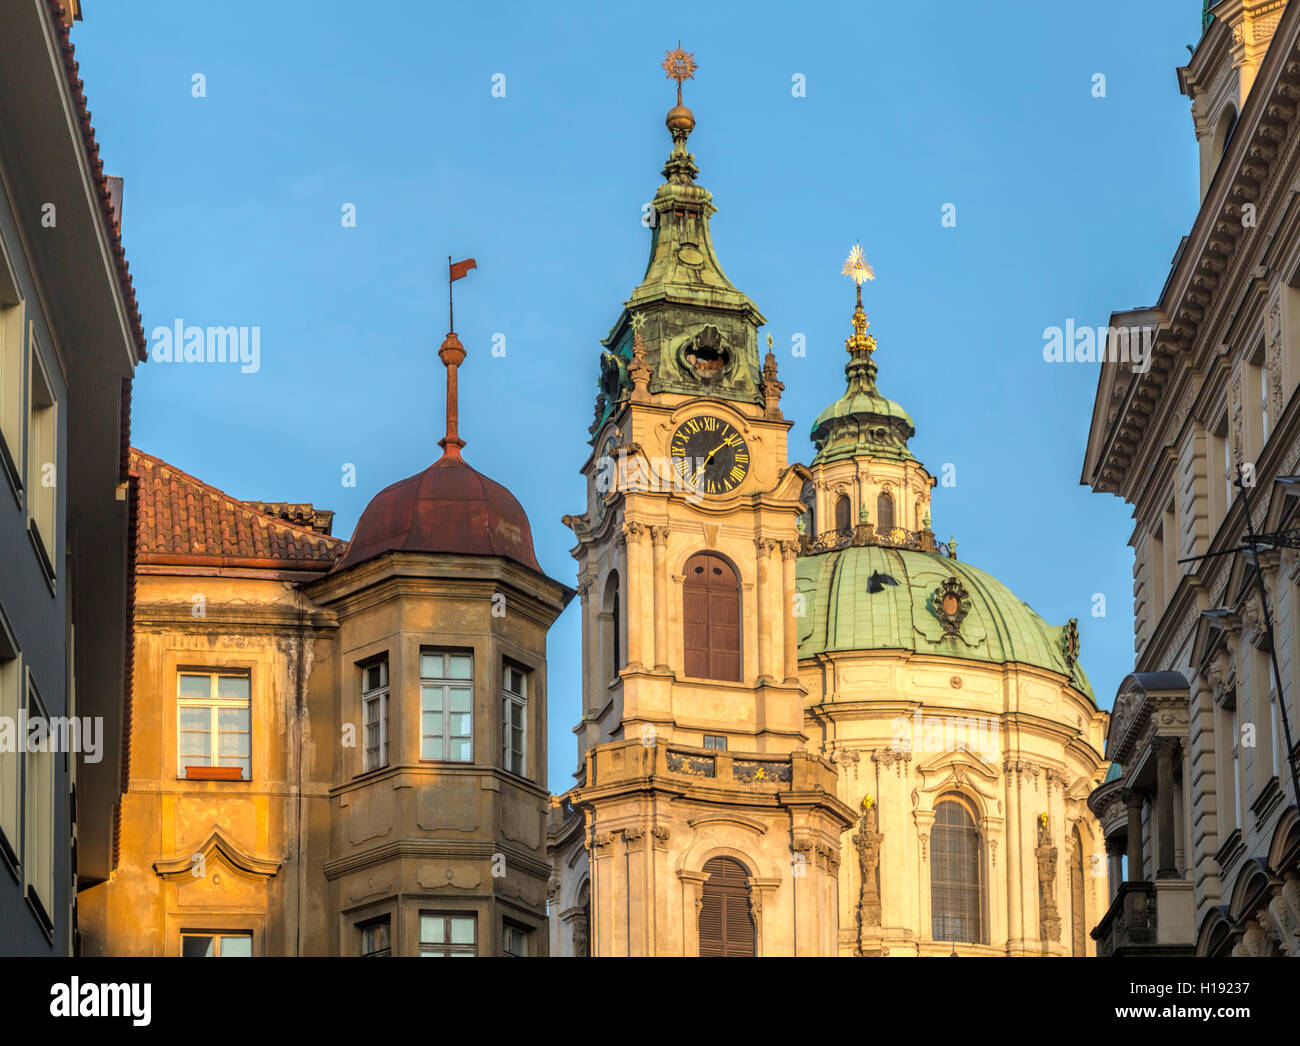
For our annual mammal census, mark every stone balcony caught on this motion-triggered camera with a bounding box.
[1092,880,1195,957]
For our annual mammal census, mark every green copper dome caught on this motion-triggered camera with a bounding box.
[795,545,1095,703]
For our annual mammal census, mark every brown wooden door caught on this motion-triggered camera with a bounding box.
[683,553,740,681]
[698,857,755,957]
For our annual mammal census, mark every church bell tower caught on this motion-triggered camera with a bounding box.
[548,46,854,957]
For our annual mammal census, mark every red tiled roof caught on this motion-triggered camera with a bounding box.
[48,0,147,360]
[129,448,346,569]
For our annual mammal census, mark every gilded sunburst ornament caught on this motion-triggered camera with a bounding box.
[842,243,875,285]
[662,43,697,89]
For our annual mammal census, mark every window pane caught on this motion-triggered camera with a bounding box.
[420,652,442,679]
[178,675,211,699]
[219,935,252,957]
[449,688,472,712]
[182,935,215,958]
[179,706,209,731]
[216,676,250,702]
[449,738,472,761]
[422,737,443,760]
[448,655,472,680]
[449,917,474,944]
[422,685,443,712]
[449,713,472,737]
[421,915,446,944]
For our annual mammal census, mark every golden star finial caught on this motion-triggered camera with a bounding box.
[842,243,875,286]
[662,42,697,105]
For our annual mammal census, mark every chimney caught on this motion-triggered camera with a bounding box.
[58,1,84,28]
[105,175,123,236]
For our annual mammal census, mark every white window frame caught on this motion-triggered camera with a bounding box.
[0,294,23,490]
[177,670,252,779]
[26,331,57,573]
[420,650,474,763]
[0,607,19,867]
[361,659,389,773]
[23,677,54,931]
[502,663,527,776]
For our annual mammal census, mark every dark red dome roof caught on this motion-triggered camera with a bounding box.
[334,452,541,574]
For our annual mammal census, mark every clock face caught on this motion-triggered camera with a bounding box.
[670,416,749,495]
[593,434,617,522]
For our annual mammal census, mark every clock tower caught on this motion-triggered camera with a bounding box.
[549,47,854,957]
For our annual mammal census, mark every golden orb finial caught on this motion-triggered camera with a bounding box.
[663,42,697,136]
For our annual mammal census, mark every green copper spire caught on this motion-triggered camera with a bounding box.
[809,268,917,467]
[588,47,770,439]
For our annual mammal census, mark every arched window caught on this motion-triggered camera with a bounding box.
[575,880,591,958]
[602,572,621,683]
[930,796,983,944]
[876,491,895,533]
[698,857,755,957]
[800,481,817,538]
[1070,826,1086,956]
[1213,104,1238,158]
[834,494,852,533]
[683,553,741,681]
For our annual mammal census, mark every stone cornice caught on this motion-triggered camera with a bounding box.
[1087,4,1300,498]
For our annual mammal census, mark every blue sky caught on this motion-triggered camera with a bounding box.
[76,0,1202,791]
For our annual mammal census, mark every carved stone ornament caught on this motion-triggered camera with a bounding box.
[1035,814,1061,943]
[1061,618,1080,671]
[853,802,884,945]
[932,576,972,637]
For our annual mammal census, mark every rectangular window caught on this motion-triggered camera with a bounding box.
[0,614,18,866]
[24,681,54,930]
[181,932,252,957]
[419,912,476,956]
[177,671,251,779]
[1260,360,1271,443]
[502,663,527,776]
[703,734,728,750]
[503,922,529,957]
[27,339,57,570]
[0,299,22,483]
[361,659,389,772]
[420,650,473,762]
[359,917,391,957]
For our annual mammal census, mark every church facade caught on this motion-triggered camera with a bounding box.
[547,52,1110,957]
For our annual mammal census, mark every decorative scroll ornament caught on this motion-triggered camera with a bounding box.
[932,576,972,637]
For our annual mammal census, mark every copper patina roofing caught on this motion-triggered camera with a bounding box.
[333,452,542,575]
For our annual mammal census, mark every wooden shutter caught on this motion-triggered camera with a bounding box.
[1070,829,1086,956]
[683,554,740,682]
[699,857,755,957]
[876,492,895,532]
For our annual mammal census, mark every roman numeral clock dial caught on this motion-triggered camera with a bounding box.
[669,416,750,495]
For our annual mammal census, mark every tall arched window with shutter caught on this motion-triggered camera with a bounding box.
[683,553,741,681]
[698,857,756,957]
[1070,826,1086,956]
[876,491,895,533]
[800,481,817,538]
[602,572,621,684]
[930,796,983,944]
[834,494,852,533]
